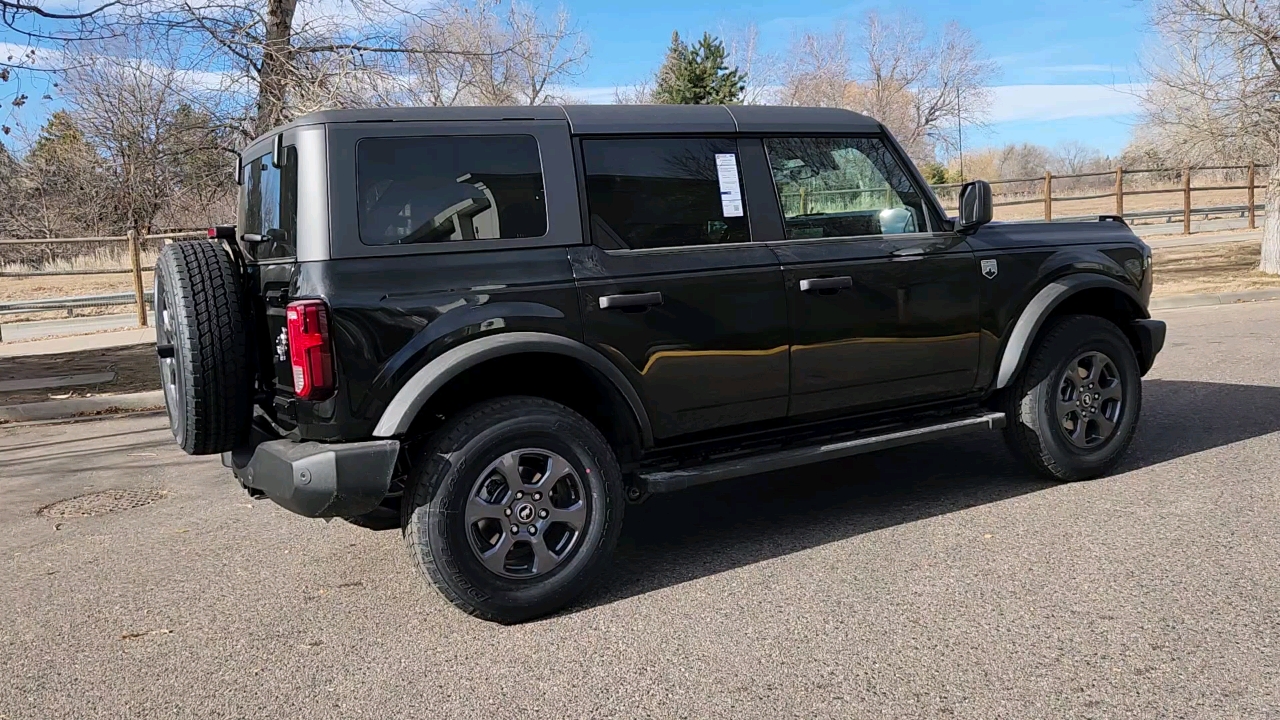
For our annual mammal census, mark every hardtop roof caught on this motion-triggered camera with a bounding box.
[246,104,883,150]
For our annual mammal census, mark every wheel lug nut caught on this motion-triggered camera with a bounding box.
[504,508,512,517]
[539,509,548,519]
[515,491,524,500]
[528,525,537,536]
[533,492,542,501]
[510,524,519,534]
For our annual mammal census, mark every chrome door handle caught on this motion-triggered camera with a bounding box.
[799,276,853,293]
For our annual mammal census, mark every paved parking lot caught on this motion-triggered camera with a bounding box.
[2,301,1279,719]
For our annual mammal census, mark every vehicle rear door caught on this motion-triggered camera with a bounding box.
[238,134,302,410]
[760,135,981,418]
[571,136,790,440]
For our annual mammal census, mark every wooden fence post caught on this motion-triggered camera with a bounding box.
[799,187,808,215]
[1115,166,1124,216]
[1182,167,1192,235]
[128,229,148,328]
[1247,161,1257,230]
[1044,171,1053,222]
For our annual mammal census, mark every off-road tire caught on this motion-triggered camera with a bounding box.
[1002,314,1142,481]
[402,397,624,624]
[154,241,252,455]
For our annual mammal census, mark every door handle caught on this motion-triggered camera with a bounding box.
[891,247,925,262]
[799,276,853,293]
[599,291,663,310]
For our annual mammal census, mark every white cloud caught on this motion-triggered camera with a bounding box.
[987,83,1144,123]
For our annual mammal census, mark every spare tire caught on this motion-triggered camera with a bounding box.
[154,241,252,455]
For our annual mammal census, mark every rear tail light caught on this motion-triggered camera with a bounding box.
[285,300,334,400]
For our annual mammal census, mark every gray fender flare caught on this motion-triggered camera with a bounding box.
[994,274,1144,389]
[372,331,654,446]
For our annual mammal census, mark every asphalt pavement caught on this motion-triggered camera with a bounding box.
[2,301,1278,719]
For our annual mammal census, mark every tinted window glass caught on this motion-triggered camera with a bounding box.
[583,138,749,250]
[242,146,297,261]
[356,135,546,245]
[764,137,926,239]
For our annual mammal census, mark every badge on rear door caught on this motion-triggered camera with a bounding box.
[981,259,998,279]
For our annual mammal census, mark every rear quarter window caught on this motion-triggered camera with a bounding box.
[241,147,298,261]
[355,135,547,246]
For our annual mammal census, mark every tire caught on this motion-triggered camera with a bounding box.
[402,396,624,623]
[154,241,252,455]
[1001,314,1142,481]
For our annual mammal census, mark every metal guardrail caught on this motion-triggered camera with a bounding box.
[0,291,154,315]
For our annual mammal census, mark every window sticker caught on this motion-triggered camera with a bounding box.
[715,153,744,217]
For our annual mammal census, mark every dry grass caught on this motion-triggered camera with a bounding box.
[1151,239,1280,297]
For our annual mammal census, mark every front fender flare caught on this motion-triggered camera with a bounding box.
[994,273,1145,390]
[371,331,654,447]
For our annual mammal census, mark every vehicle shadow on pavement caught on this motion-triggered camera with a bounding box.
[576,379,1280,612]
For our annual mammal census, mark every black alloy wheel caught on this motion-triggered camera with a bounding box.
[1054,351,1125,449]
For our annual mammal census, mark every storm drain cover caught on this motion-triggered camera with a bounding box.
[39,488,167,518]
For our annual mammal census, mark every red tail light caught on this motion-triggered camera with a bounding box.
[285,300,334,400]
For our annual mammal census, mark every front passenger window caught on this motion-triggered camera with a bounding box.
[764,137,926,240]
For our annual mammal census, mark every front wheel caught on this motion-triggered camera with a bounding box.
[1001,314,1143,481]
[402,397,624,623]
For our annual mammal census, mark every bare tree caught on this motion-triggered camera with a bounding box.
[777,26,850,108]
[127,0,583,138]
[1140,0,1280,273]
[1053,140,1107,175]
[61,37,230,234]
[779,11,995,163]
[386,0,588,107]
[722,22,777,104]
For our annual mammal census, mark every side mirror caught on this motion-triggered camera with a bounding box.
[956,180,993,235]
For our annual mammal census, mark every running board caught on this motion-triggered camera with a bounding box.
[638,411,1007,494]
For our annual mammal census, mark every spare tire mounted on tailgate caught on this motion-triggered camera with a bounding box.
[154,241,252,455]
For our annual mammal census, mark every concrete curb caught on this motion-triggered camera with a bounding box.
[1150,288,1280,310]
[0,390,164,424]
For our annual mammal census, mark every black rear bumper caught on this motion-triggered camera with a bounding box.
[222,432,399,518]
[1132,318,1167,374]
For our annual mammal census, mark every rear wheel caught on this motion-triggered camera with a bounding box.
[1002,314,1142,481]
[402,396,624,623]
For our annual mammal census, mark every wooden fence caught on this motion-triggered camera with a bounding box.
[931,162,1270,232]
[0,230,207,330]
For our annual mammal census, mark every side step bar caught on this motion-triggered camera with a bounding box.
[638,411,1007,494]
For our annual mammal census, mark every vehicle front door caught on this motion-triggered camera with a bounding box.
[572,137,790,440]
[762,135,981,419]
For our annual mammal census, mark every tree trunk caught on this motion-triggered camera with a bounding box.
[255,0,299,137]
[1261,159,1280,275]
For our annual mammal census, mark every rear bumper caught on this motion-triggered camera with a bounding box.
[1132,319,1167,375]
[222,432,399,518]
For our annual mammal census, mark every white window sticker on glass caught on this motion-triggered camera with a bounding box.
[715,153,744,217]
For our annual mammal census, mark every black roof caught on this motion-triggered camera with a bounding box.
[250,104,881,147]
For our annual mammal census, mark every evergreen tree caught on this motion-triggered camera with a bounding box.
[651,31,746,105]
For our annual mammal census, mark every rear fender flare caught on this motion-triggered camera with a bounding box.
[994,274,1145,389]
[371,331,654,447]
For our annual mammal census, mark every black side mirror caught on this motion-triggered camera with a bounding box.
[956,180,993,235]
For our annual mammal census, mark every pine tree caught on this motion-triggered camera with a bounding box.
[651,31,746,105]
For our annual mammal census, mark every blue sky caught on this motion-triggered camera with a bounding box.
[2,0,1150,156]
[561,0,1150,155]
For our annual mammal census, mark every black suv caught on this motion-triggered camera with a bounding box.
[153,105,1165,623]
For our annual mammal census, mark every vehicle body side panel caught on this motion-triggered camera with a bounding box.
[966,221,1151,391]
[290,248,582,441]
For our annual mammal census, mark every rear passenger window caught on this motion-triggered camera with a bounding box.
[583,138,749,250]
[356,135,546,245]
[764,137,927,239]
[242,147,298,261]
